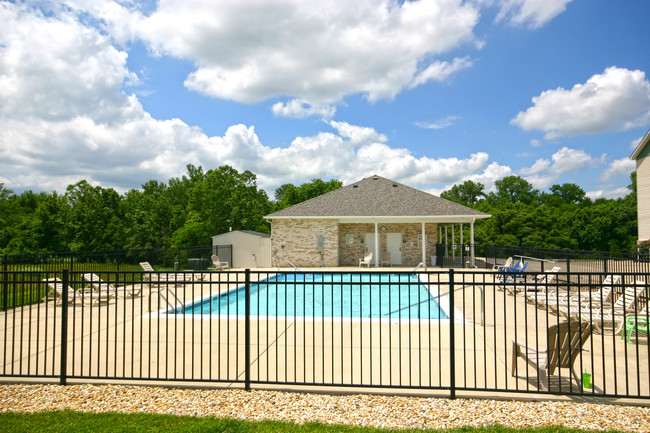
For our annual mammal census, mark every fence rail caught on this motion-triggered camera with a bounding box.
[0,268,648,400]
[437,243,650,274]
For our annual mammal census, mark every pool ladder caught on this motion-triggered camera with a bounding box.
[149,287,185,312]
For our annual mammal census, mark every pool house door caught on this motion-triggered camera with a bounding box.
[386,232,402,265]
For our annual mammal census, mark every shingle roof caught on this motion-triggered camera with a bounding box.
[265,175,490,219]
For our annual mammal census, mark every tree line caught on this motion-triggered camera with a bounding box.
[0,165,637,255]
[440,174,637,252]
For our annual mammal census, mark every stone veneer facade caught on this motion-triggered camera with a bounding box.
[271,219,339,267]
[271,219,438,267]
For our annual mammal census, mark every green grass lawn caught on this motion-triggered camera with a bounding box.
[0,411,626,433]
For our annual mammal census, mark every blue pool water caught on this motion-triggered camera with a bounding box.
[175,273,448,320]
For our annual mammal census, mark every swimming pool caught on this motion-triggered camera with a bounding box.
[174,273,449,320]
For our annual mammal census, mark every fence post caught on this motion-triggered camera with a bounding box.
[2,255,7,311]
[448,268,455,399]
[244,268,251,391]
[60,269,69,385]
[603,252,608,274]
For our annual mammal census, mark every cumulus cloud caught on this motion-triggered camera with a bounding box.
[495,0,574,29]
[195,121,496,193]
[0,1,501,196]
[600,158,636,182]
[518,147,602,189]
[511,67,650,139]
[123,0,480,109]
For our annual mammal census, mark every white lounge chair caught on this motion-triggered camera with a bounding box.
[511,266,561,296]
[43,278,112,306]
[541,275,621,312]
[557,283,646,333]
[82,273,141,298]
[209,254,229,270]
[359,252,373,268]
[139,261,193,283]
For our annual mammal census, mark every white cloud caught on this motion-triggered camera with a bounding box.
[530,138,543,147]
[0,3,138,122]
[495,0,574,29]
[123,0,480,107]
[195,121,496,193]
[586,187,630,200]
[600,157,636,182]
[409,57,474,88]
[511,67,650,139]
[415,116,461,130]
[518,147,601,189]
[271,99,336,119]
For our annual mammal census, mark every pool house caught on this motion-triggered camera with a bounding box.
[264,175,490,268]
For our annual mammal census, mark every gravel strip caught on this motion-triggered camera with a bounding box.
[0,384,648,431]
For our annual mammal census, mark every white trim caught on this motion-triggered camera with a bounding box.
[267,215,489,223]
[631,129,650,160]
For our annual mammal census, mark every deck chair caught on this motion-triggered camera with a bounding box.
[139,261,192,283]
[511,320,592,390]
[208,254,229,270]
[514,266,561,297]
[359,252,373,268]
[381,251,392,267]
[42,278,112,306]
[82,273,141,298]
[559,283,646,333]
[492,256,513,271]
[542,275,621,312]
[622,301,649,343]
[497,262,528,291]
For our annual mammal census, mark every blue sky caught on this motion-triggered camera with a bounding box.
[1,0,649,199]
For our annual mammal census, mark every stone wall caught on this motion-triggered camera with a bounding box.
[271,219,339,267]
[338,223,438,266]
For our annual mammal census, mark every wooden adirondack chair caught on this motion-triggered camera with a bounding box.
[511,320,592,390]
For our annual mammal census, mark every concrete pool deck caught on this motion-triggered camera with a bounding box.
[0,267,648,403]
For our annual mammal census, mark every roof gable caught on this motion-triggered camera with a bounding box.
[631,129,650,160]
[265,175,489,219]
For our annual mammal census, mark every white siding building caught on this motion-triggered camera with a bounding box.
[631,130,650,244]
[211,230,272,269]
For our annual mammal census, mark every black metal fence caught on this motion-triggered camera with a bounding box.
[1,268,648,400]
[437,244,650,274]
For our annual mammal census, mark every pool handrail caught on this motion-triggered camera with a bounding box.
[278,254,301,271]
[149,287,185,312]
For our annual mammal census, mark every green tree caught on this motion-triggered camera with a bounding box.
[488,175,539,205]
[64,181,125,251]
[541,183,587,206]
[441,180,486,205]
[273,178,342,211]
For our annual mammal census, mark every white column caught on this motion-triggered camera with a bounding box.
[452,225,456,260]
[470,219,475,267]
[460,223,464,266]
[444,225,449,257]
[421,222,427,267]
[374,222,380,267]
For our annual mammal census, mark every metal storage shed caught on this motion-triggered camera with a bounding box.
[211,230,271,269]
